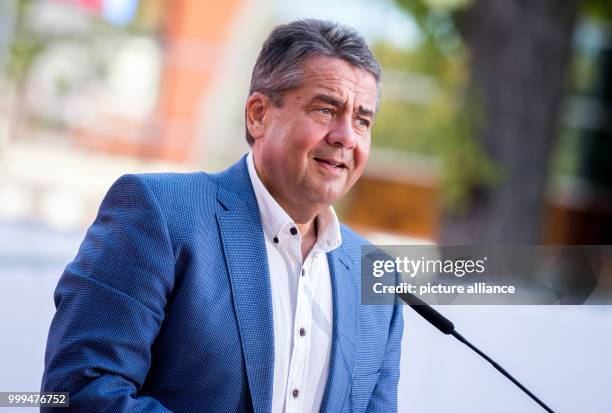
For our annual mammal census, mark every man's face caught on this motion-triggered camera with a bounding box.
[250,55,378,217]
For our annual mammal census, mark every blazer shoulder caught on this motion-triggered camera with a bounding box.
[133,171,216,194]
[340,223,372,248]
[109,172,220,219]
[338,223,373,267]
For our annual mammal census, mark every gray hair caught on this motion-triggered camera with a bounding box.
[246,18,381,146]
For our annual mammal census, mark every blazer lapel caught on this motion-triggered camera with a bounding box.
[320,246,357,413]
[215,156,275,413]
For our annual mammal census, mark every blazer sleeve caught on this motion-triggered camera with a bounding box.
[41,174,175,412]
[366,301,404,412]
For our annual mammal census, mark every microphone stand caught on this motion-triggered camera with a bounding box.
[398,292,556,413]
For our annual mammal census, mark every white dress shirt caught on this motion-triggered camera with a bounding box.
[246,153,342,413]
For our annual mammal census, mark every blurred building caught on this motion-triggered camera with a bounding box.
[0,0,269,230]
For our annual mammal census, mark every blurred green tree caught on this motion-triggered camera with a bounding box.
[394,0,582,244]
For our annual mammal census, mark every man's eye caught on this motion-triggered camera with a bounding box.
[317,108,333,115]
[357,118,370,127]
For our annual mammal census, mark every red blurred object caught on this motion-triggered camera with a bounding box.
[54,0,102,14]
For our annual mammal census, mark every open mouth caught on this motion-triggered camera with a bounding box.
[313,157,347,169]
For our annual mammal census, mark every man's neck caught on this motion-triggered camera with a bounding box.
[297,219,318,262]
[269,196,320,261]
[251,155,324,261]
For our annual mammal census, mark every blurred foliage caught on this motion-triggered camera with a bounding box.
[6,0,161,83]
[372,0,497,211]
[377,0,609,210]
[550,0,611,180]
[582,0,612,20]
[4,0,163,137]
[6,1,41,82]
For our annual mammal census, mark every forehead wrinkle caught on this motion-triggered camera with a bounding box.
[310,92,344,109]
[295,57,378,114]
[303,74,365,96]
[301,63,371,92]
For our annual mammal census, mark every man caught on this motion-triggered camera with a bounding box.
[42,19,403,412]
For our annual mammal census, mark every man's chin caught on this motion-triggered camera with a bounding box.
[306,187,345,207]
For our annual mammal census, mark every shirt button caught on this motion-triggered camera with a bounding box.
[290,227,298,235]
[301,269,305,277]
[292,389,299,398]
[273,236,279,243]
[299,327,306,337]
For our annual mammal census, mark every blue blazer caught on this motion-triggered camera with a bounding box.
[42,155,403,412]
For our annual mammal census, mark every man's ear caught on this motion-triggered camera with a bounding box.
[246,92,271,141]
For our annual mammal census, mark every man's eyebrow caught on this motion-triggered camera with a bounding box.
[311,94,374,119]
[311,93,343,109]
[357,106,374,119]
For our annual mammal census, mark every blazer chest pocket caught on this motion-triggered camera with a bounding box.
[349,370,381,412]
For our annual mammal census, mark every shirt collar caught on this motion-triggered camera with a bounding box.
[246,152,342,253]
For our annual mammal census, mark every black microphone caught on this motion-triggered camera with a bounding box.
[397,292,556,413]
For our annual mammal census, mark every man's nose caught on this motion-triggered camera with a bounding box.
[325,115,357,149]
